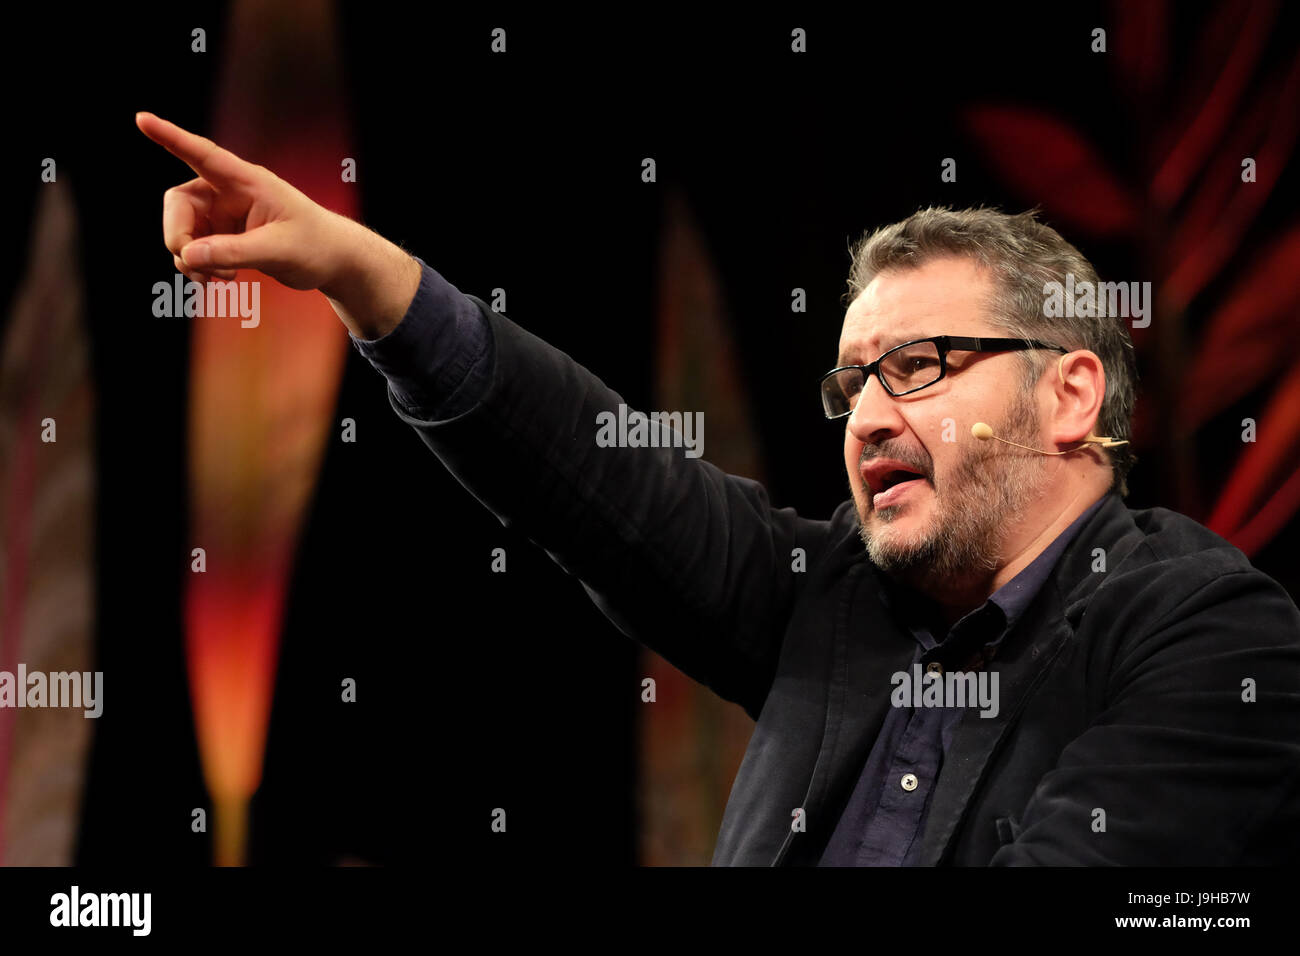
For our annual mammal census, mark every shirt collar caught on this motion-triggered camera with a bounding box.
[878,491,1112,660]
[987,491,1110,631]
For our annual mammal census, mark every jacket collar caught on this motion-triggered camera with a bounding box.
[780,490,1140,866]
[919,490,1141,864]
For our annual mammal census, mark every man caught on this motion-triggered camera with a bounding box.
[137,112,1300,865]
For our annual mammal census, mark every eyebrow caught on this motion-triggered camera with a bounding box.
[837,333,918,367]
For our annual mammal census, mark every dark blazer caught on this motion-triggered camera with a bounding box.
[391,295,1300,866]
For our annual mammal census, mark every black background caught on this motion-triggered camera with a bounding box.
[2,3,1298,869]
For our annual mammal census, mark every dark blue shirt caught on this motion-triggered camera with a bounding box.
[817,492,1108,865]
[351,256,1110,865]
[348,257,493,421]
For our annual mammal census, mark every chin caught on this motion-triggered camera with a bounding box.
[869,483,930,523]
[873,506,927,541]
[859,488,933,550]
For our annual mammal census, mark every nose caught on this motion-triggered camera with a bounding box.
[846,370,906,446]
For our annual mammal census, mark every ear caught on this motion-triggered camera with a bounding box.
[1052,351,1106,445]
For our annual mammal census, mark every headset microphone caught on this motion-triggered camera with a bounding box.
[972,356,1131,454]
[970,422,1130,456]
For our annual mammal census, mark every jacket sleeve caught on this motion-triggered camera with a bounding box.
[378,294,835,718]
[991,561,1300,865]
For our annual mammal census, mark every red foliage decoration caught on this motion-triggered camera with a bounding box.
[962,0,1300,556]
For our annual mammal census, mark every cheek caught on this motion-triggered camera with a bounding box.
[929,439,961,486]
[844,434,861,488]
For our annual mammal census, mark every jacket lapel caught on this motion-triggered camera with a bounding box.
[916,592,1074,865]
[917,491,1138,865]
[775,558,918,864]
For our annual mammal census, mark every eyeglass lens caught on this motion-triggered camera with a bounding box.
[821,341,943,416]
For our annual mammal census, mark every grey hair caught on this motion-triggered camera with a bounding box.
[843,206,1138,497]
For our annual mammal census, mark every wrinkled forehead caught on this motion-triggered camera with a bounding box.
[837,258,996,365]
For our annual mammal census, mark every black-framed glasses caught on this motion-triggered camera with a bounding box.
[819,335,1068,419]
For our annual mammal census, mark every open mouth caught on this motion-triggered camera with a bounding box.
[872,469,927,507]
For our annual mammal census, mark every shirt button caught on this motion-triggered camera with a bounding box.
[901,773,918,791]
[926,661,943,675]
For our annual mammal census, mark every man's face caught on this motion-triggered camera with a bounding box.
[839,257,1050,583]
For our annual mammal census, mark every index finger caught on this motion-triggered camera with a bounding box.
[135,111,259,188]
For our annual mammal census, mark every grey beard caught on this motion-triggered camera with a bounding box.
[857,389,1046,584]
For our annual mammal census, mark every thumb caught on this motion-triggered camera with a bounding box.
[181,224,286,272]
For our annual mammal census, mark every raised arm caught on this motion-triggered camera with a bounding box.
[138,114,842,716]
[135,110,420,339]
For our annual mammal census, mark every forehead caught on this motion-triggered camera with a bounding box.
[838,256,996,363]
